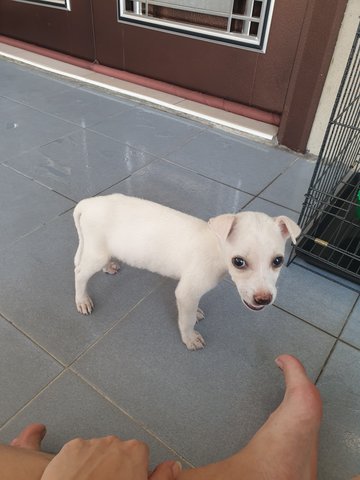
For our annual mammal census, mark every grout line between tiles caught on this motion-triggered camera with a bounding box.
[66,278,168,369]
[1,93,88,131]
[291,260,360,294]
[162,156,301,212]
[314,297,359,384]
[2,163,79,206]
[271,304,340,340]
[0,312,66,367]
[70,369,194,467]
[0,370,66,431]
[161,157,256,197]
[337,337,360,353]
[86,115,207,160]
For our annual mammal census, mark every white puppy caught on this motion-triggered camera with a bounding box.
[74,194,300,350]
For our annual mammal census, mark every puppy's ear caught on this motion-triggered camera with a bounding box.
[274,216,301,244]
[208,214,236,242]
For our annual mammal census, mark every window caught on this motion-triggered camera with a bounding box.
[118,0,274,52]
[14,0,70,10]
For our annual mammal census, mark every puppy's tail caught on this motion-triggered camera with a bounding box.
[73,202,84,268]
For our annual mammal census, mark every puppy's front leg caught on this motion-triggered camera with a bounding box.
[175,279,205,351]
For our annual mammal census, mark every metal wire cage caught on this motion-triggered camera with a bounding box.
[291,21,360,284]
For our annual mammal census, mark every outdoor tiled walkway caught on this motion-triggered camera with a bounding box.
[0,57,359,479]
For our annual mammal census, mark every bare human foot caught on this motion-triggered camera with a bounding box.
[1,424,53,480]
[238,354,322,479]
[10,423,47,450]
[178,354,322,480]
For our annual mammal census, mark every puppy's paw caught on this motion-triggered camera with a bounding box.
[196,307,205,322]
[76,296,94,315]
[183,331,206,351]
[102,261,120,275]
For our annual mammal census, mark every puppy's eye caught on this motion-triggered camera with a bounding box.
[273,256,284,268]
[232,257,246,269]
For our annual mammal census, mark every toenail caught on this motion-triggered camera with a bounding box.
[275,357,284,369]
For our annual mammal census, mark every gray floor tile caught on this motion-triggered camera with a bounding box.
[5,130,156,201]
[21,87,136,127]
[260,157,316,212]
[243,197,300,221]
[0,165,74,249]
[0,58,32,77]
[0,371,184,469]
[317,342,360,480]
[166,130,298,195]
[0,316,62,425]
[340,297,360,348]
[0,212,164,364]
[275,264,358,335]
[0,60,75,106]
[74,280,334,466]
[105,159,253,220]
[291,256,360,293]
[1,58,358,479]
[89,106,204,156]
[0,97,79,160]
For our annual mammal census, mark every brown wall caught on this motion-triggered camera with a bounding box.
[91,0,309,115]
[0,0,95,60]
[0,0,348,152]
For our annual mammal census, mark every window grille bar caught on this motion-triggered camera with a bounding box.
[118,0,273,50]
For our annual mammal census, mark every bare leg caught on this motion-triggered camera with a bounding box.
[1,424,54,480]
[177,355,322,480]
[1,356,322,480]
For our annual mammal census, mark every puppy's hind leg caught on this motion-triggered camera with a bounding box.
[175,279,205,351]
[75,251,109,315]
[102,260,121,275]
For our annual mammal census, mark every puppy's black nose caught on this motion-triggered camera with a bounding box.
[253,293,273,306]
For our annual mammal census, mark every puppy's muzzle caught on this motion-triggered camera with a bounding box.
[253,292,273,306]
[243,292,273,312]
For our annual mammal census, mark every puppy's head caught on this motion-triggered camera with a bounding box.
[208,212,301,312]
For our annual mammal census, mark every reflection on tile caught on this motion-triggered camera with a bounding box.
[0,60,74,105]
[176,99,278,139]
[0,165,73,249]
[105,159,253,219]
[0,55,358,479]
[260,158,316,212]
[74,280,334,466]
[0,371,184,469]
[20,87,135,127]
[317,342,360,480]
[340,298,360,348]
[275,264,358,335]
[0,316,62,425]
[292,256,360,293]
[0,97,79,159]
[0,212,164,364]
[166,130,297,195]
[5,130,156,201]
[89,106,204,156]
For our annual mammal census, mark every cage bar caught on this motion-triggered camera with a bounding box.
[290,22,360,284]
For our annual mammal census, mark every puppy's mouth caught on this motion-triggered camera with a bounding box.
[243,300,265,312]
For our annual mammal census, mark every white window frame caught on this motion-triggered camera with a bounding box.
[117,0,275,52]
[14,0,71,11]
